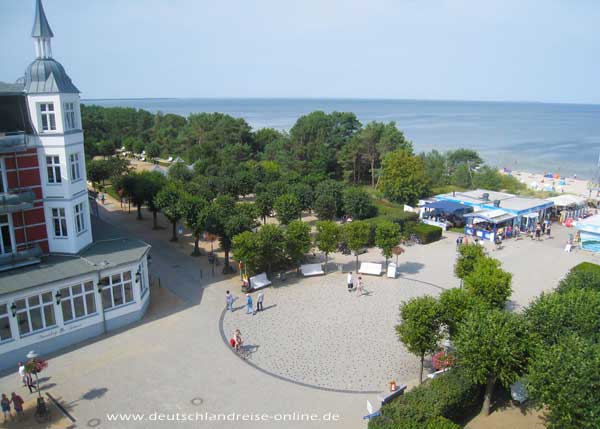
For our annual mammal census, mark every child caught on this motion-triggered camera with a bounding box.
[1,393,12,423]
[10,393,23,420]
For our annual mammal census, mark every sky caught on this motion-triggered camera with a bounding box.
[1,0,600,103]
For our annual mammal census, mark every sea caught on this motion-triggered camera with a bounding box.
[82,98,600,180]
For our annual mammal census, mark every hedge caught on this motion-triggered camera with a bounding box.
[410,223,443,244]
[368,368,482,429]
[558,262,600,293]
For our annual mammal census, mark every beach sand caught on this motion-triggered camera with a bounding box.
[507,170,594,198]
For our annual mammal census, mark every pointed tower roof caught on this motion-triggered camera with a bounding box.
[31,0,54,38]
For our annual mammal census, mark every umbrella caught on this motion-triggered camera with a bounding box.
[392,245,405,264]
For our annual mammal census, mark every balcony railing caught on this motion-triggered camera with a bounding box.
[0,189,36,214]
[0,244,42,272]
[0,131,28,153]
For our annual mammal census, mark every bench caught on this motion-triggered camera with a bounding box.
[300,263,325,276]
[377,384,407,405]
[359,262,383,276]
[426,368,450,380]
[249,272,271,290]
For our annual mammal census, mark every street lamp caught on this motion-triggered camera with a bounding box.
[10,303,17,317]
[55,291,61,305]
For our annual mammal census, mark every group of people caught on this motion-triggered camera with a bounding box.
[346,272,365,296]
[225,290,265,315]
[1,361,33,422]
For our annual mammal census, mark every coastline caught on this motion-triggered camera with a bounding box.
[506,170,594,197]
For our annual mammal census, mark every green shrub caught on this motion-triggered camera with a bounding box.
[368,368,482,429]
[426,416,462,429]
[410,223,443,244]
[558,262,600,293]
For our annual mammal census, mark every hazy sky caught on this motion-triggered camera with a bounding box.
[1,0,600,103]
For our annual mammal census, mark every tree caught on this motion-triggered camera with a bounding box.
[132,139,146,155]
[438,288,483,338]
[120,172,150,220]
[342,187,376,220]
[396,296,442,384]
[290,182,314,213]
[454,243,486,280]
[557,262,600,293]
[446,148,483,172]
[257,224,285,276]
[420,150,448,189]
[255,192,275,224]
[315,221,339,273]
[169,162,193,182]
[527,335,600,429]
[313,193,337,220]
[454,309,530,416]
[284,221,312,271]
[146,142,161,159]
[123,136,143,152]
[183,194,208,256]
[472,166,503,190]
[525,288,600,347]
[375,221,401,268]
[343,220,371,271]
[155,182,187,241]
[379,150,429,206]
[463,257,512,309]
[87,160,111,189]
[450,163,472,189]
[274,193,302,225]
[232,231,260,275]
[144,171,168,228]
[97,140,115,158]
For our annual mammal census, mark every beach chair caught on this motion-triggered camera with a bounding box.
[359,262,383,276]
[300,263,325,276]
[249,272,271,290]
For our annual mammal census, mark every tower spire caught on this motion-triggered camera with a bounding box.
[31,0,54,59]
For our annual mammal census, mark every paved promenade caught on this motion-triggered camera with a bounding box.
[0,194,597,429]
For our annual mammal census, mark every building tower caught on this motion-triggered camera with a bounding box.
[25,0,92,254]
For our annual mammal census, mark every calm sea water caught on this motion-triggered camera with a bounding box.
[83,98,600,180]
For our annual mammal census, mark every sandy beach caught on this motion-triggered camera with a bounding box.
[507,170,595,198]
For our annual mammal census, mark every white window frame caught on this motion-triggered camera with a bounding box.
[74,202,86,234]
[0,158,6,193]
[39,103,56,132]
[100,271,135,310]
[52,207,68,238]
[0,303,13,342]
[46,155,62,184]
[139,262,148,297]
[15,292,56,336]
[64,102,77,130]
[69,152,81,181]
[0,214,15,256]
[60,281,97,323]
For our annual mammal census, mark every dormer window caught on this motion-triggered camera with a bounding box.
[40,103,56,132]
[64,102,77,130]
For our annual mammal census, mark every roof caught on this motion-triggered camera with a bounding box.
[0,218,150,296]
[436,188,554,215]
[0,81,25,95]
[423,200,472,213]
[547,194,587,207]
[24,59,79,94]
[464,209,516,224]
[31,0,54,38]
[575,215,600,234]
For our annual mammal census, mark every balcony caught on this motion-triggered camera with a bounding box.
[0,189,35,214]
[0,131,28,153]
[0,244,42,272]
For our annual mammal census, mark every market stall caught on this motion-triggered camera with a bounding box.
[575,215,600,252]
[463,209,516,242]
[546,195,588,224]
[420,200,473,230]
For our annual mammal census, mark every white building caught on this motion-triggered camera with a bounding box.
[0,0,151,371]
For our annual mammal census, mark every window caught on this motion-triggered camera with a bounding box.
[64,102,76,130]
[0,214,13,255]
[69,153,81,181]
[46,156,61,184]
[0,304,12,341]
[100,271,134,310]
[40,103,56,131]
[60,281,96,322]
[15,292,56,336]
[74,202,86,233]
[52,208,68,237]
[0,158,5,193]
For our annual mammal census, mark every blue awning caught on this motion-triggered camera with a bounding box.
[424,200,471,213]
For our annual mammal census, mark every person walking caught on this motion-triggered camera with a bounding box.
[347,271,354,292]
[546,222,551,238]
[356,276,364,296]
[233,329,243,352]
[256,291,264,312]
[18,363,33,394]
[535,223,542,241]
[225,290,234,312]
[1,394,12,423]
[10,393,23,420]
[246,294,253,314]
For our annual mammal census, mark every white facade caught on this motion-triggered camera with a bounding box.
[27,93,92,254]
[0,258,150,359]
